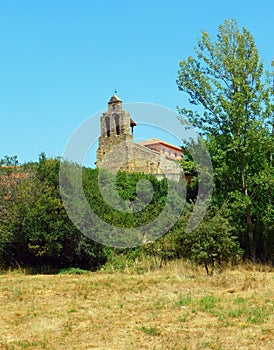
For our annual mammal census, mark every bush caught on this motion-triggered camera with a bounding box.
[177,205,243,274]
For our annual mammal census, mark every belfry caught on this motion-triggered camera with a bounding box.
[96,95,183,181]
[96,95,136,168]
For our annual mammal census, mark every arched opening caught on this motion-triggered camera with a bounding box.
[114,114,120,135]
[105,116,110,137]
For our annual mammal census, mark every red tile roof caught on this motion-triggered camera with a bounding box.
[139,138,183,152]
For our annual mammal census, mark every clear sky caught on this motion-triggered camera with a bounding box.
[1,0,273,164]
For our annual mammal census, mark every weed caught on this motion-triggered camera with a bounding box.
[173,294,192,308]
[177,315,188,322]
[18,341,38,348]
[140,325,161,336]
[202,337,223,349]
[227,309,244,318]
[68,308,77,313]
[234,297,245,304]
[199,295,220,312]
[58,267,89,275]
[246,307,268,324]
[154,298,166,310]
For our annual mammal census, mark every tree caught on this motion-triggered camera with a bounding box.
[0,156,106,271]
[0,155,19,167]
[176,206,242,275]
[177,19,274,261]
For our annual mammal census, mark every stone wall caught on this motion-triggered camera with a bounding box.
[98,139,182,181]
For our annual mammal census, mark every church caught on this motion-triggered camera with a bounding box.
[96,95,183,181]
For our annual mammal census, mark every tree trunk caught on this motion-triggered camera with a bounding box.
[242,166,256,261]
[246,205,256,262]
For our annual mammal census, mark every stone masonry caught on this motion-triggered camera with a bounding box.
[96,95,182,181]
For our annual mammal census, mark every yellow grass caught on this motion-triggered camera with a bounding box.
[0,261,273,350]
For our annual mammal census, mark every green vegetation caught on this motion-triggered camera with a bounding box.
[0,153,181,271]
[177,18,274,263]
[140,325,161,336]
[0,153,242,274]
[0,154,106,271]
[0,19,273,274]
[176,205,242,275]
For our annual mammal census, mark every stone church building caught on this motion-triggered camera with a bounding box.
[96,95,183,181]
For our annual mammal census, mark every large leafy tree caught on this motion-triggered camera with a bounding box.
[177,19,274,261]
[0,156,106,270]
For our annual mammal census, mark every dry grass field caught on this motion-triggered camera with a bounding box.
[0,261,273,350]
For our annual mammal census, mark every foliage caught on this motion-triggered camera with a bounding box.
[0,155,106,271]
[0,155,19,166]
[177,19,274,262]
[0,152,248,272]
[58,267,90,275]
[0,154,184,271]
[176,206,242,274]
[82,168,169,230]
[140,325,161,336]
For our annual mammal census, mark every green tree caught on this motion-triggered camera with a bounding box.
[177,19,274,261]
[0,156,106,271]
[177,206,242,274]
[0,155,19,166]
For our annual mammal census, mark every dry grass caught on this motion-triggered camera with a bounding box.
[0,261,273,350]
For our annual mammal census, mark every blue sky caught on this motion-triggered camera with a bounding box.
[1,0,273,165]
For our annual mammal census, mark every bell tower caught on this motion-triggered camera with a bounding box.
[96,95,136,167]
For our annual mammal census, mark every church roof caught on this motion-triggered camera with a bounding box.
[139,138,183,152]
[108,94,122,104]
